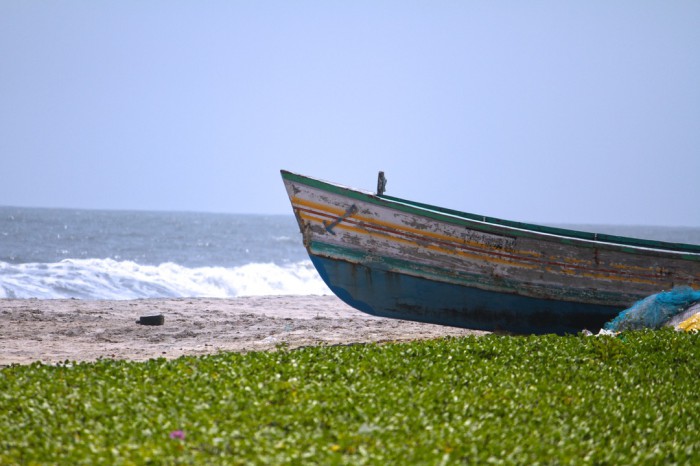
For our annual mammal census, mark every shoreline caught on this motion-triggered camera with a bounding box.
[0,295,486,366]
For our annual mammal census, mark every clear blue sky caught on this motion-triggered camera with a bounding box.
[1,1,699,226]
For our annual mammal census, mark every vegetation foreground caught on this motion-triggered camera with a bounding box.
[1,330,699,465]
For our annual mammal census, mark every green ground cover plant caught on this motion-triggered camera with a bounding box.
[1,329,698,465]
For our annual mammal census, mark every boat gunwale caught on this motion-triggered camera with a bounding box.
[280,170,700,256]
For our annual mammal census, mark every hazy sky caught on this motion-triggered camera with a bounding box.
[1,2,699,226]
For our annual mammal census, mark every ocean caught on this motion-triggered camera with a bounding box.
[1,206,698,300]
[0,206,329,299]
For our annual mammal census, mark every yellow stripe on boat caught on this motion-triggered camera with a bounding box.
[678,312,700,332]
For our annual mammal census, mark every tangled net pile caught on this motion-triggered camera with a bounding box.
[605,286,700,332]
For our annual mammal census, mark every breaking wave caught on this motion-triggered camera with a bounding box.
[0,258,330,300]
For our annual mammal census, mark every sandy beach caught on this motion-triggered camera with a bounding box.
[0,295,485,366]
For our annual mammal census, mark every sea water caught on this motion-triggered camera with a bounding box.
[1,206,698,300]
[0,206,329,299]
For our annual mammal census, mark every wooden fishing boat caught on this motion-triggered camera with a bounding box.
[281,170,700,334]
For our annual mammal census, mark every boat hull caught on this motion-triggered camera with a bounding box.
[281,170,700,334]
[311,255,622,334]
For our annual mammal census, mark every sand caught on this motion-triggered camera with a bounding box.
[0,296,486,366]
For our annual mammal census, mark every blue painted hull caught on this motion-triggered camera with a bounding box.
[311,255,622,335]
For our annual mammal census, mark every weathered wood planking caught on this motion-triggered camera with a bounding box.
[281,170,700,335]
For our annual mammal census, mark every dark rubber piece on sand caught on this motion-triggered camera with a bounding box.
[137,315,165,326]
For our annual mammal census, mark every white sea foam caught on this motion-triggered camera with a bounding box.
[0,259,330,300]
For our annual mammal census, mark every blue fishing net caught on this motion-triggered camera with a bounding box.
[605,286,700,332]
